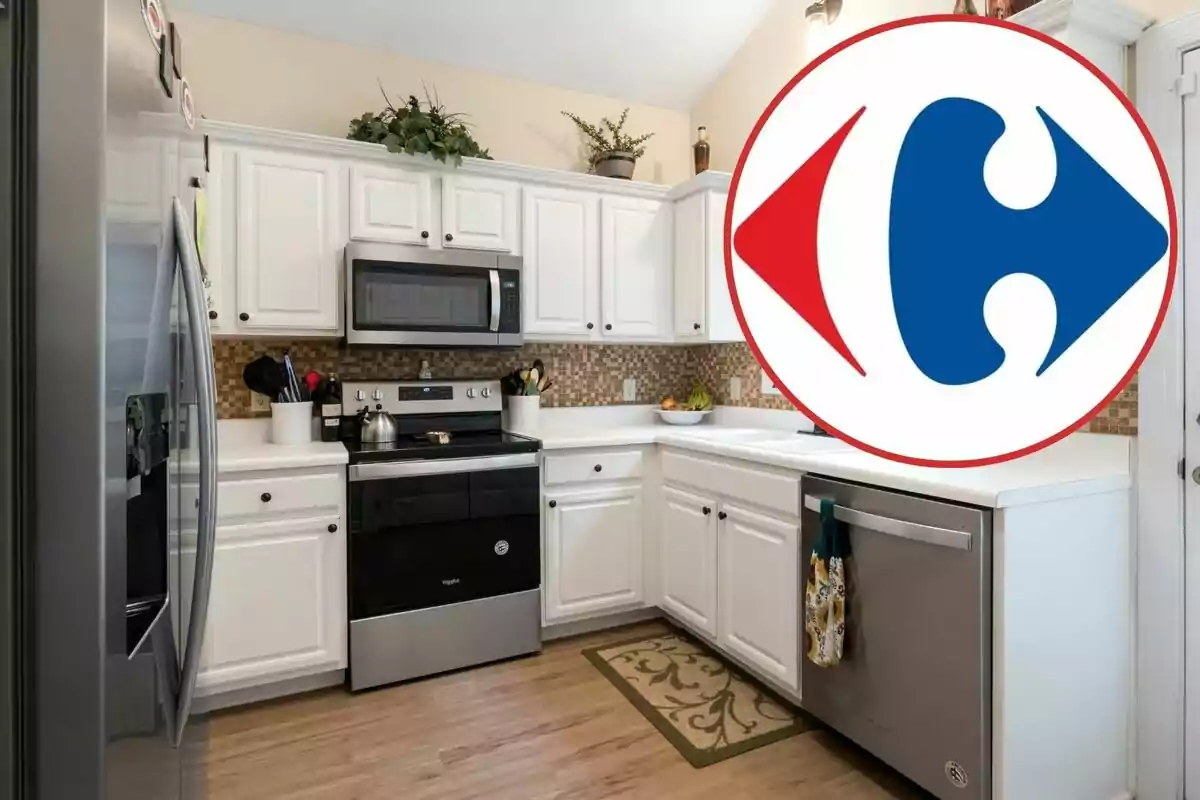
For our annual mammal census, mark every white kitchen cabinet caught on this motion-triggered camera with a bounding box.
[235,148,345,332]
[600,196,672,339]
[349,163,433,245]
[673,188,743,342]
[544,485,644,622]
[660,486,719,637]
[183,514,347,696]
[522,186,600,337]
[441,174,519,252]
[718,503,800,690]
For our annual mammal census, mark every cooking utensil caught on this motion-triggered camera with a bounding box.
[305,371,320,400]
[525,366,540,396]
[423,431,452,445]
[243,355,288,402]
[360,404,398,443]
[283,352,302,401]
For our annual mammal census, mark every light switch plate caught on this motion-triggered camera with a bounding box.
[622,378,637,402]
[729,376,742,401]
[250,390,271,412]
[761,370,782,396]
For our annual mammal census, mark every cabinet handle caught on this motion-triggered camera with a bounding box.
[593,464,602,473]
[327,523,338,533]
[718,511,727,521]
[260,492,271,503]
[420,230,430,239]
[239,312,250,322]
[548,500,557,508]
[702,506,711,515]
[586,322,594,330]
[693,323,701,331]
[208,310,218,320]
[445,233,454,242]
[604,323,612,331]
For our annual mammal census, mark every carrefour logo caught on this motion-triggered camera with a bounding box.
[728,15,1175,466]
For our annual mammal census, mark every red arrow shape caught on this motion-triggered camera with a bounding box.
[734,106,868,376]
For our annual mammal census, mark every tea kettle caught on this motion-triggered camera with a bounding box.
[359,404,398,443]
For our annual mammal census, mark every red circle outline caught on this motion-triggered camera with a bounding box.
[724,14,1179,468]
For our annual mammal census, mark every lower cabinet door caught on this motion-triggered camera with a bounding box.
[660,485,718,637]
[717,503,800,690]
[183,516,347,694]
[544,486,643,621]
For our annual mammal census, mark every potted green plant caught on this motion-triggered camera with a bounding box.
[348,84,491,166]
[561,108,654,179]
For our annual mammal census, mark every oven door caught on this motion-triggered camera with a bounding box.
[345,243,519,346]
[348,454,541,620]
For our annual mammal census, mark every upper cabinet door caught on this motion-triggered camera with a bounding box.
[236,149,345,332]
[349,164,433,245]
[673,192,707,339]
[600,196,673,339]
[441,174,519,252]
[705,191,744,343]
[522,186,600,338]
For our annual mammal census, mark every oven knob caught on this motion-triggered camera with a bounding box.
[481,387,491,398]
[356,390,366,401]
[466,388,475,399]
[373,390,384,401]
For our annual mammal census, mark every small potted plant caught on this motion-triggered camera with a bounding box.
[348,83,491,166]
[561,108,654,179]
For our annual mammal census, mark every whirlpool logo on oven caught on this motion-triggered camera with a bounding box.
[727,15,1175,467]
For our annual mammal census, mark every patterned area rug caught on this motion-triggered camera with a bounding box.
[583,627,815,767]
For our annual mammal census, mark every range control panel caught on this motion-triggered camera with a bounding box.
[343,380,503,415]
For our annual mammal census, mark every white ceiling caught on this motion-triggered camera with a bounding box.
[172,0,778,110]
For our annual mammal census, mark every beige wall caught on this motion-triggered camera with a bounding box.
[174,11,693,185]
[690,0,1197,173]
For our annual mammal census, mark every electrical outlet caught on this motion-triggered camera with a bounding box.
[249,390,271,412]
[622,378,637,402]
[729,376,742,401]
[761,370,782,396]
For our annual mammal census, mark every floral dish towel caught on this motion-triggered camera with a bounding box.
[805,497,850,668]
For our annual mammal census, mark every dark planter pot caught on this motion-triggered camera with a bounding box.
[594,151,636,180]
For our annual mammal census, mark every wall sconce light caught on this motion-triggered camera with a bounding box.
[805,0,843,25]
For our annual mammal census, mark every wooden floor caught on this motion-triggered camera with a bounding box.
[200,623,930,800]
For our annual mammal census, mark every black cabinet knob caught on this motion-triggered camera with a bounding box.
[604,323,612,331]
[327,523,338,533]
[260,492,271,503]
[548,500,557,508]
[239,312,249,321]
[208,310,218,320]
[718,511,727,521]
[420,230,430,239]
[594,464,602,473]
[693,323,701,331]
[702,506,711,515]
[444,233,454,242]
[586,322,594,330]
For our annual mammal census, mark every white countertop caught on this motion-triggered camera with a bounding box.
[181,419,348,474]
[525,406,1132,508]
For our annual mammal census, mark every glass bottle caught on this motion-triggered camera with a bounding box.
[693,127,711,175]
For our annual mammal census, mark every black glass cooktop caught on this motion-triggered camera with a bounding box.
[343,429,541,465]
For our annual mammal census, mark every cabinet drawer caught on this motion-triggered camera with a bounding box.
[661,449,800,518]
[183,472,343,523]
[543,450,643,486]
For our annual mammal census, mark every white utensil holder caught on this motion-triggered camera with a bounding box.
[507,394,540,434]
[271,401,313,445]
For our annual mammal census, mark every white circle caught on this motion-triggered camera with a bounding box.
[729,18,1171,464]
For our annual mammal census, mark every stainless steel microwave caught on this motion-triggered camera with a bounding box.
[344,242,523,347]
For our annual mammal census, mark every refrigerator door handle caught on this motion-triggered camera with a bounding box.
[171,196,218,745]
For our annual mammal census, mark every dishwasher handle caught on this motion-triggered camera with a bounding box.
[804,494,973,551]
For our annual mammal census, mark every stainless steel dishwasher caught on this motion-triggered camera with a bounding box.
[801,475,992,800]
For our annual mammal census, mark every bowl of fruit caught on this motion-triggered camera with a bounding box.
[657,381,713,425]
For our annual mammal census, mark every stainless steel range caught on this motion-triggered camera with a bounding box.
[342,380,542,691]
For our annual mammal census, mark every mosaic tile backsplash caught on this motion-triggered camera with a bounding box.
[213,339,1138,436]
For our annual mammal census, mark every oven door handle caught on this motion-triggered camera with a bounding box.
[489,269,501,332]
[349,452,538,481]
[803,494,973,551]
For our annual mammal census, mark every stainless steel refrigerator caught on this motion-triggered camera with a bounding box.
[3,0,220,796]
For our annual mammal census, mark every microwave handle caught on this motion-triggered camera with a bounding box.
[489,269,501,332]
